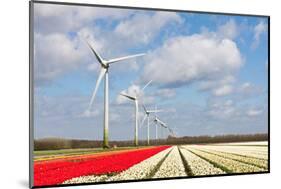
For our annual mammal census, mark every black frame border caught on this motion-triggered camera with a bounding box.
[29,0,270,188]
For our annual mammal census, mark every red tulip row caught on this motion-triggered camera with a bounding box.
[34,145,171,187]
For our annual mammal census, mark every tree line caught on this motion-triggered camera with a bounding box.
[34,133,268,151]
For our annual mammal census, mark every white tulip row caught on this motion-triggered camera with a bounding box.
[106,147,173,181]
[186,147,265,173]
[213,141,268,146]
[196,145,268,159]
[179,147,225,176]
[153,146,187,178]
[63,175,108,184]
[196,148,268,169]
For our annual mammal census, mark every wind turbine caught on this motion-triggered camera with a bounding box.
[153,116,158,140]
[168,127,175,137]
[120,80,152,146]
[140,105,162,145]
[168,126,177,137]
[156,117,168,139]
[153,116,167,139]
[84,39,145,148]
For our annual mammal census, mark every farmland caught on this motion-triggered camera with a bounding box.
[33,141,268,187]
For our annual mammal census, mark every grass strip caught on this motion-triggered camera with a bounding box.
[34,147,143,157]
[34,147,151,162]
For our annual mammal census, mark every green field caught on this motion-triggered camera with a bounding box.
[34,146,147,160]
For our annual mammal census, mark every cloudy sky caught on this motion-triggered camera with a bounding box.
[33,2,268,140]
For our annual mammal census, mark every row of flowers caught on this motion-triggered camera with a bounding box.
[34,145,171,187]
[61,144,268,185]
[108,146,173,181]
[63,146,173,184]
[35,147,154,172]
[63,175,109,184]
[195,147,268,169]
[179,147,225,176]
[185,146,265,173]
[197,145,268,159]
[152,146,186,178]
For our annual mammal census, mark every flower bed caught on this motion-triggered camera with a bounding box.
[34,145,171,187]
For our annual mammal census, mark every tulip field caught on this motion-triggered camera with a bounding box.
[34,141,268,187]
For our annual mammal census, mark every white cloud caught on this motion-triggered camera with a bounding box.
[33,4,138,86]
[34,5,183,86]
[34,3,133,34]
[252,21,267,49]
[241,82,251,89]
[153,88,176,98]
[34,33,87,86]
[209,81,263,98]
[207,99,236,119]
[78,27,106,53]
[212,85,233,96]
[224,100,233,106]
[237,82,263,97]
[246,109,263,117]
[142,33,243,89]
[87,63,99,72]
[79,109,100,118]
[141,96,156,105]
[115,12,182,45]
[199,75,236,97]
[217,19,239,39]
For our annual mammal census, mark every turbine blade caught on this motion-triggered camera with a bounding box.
[119,93,135,101]
[140,115,147,128]
[88,68,106,110]
[147,109,163,113]
[141,80,152,92]
[107,53,145,64]
[156,117,167,127]
[142,104,147,113]
[83,39,106,66]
